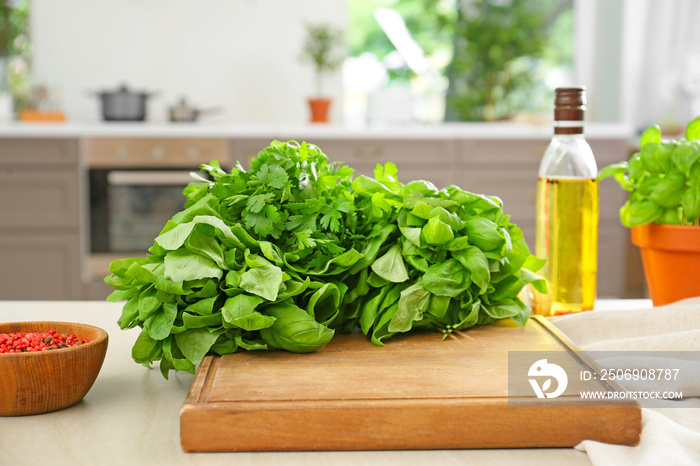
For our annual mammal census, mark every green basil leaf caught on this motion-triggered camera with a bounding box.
[639,144,671,175]
[422,216,454,245]
[106,288,139,302]
[132,329,162,364]
[154,275,188,295]
[422,259,470,298]
[671,141,700,174]
[182,312,223,328]
[221,294,274,331]
[351,175,398,198]
[277,277,311,300]
[627,200,662,227]
[174,327,219,365]
[520,268,548,294]
[124,262,157,283]
[370,302,400,346]
[388,283,431,333]
[509,299,532,327]
[410,201,435,219]
[640,124,661,146]
[137,286,160,320]
[685,117,700,141]
[427,294,450,318]
[405,254,430,273]
[359,287,390,334]
[682,186,700,222]
[306,282,343,325]
[259,241,284,266]
[235,335,268,351]
[598,161,628,180]
[209,334,238,355]
[649,172,686,208]
[463,217,504,251]
[627,153,645,181]
[482,298,524,320]
[659,208,683,225]
[452,246,490,293]
[489,275,526,303]
[367,271,390,288]
[399,226,423,247]
[185,228,227,269]
[371,244,409,283]
[164,249,223,282]
[156,215,244,250]
[189,279,219,299]
[239,265,283,301]
[452,300,480,330]
[428,206,465,231]
[690,162,700,188]
[144,302,177,340]
[259,302,334,353]
[109,257,146,277]
[348,224,397,274]
[446,236,471,251]
[117,297,140,329]
[401,179,439,196]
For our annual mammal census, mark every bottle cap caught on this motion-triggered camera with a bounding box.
[554,87,586,134]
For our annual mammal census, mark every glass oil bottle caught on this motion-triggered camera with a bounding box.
[535,87,599,315]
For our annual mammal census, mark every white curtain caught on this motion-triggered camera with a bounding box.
[622,0,700,130]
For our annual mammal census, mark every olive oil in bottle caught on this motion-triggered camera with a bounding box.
[535,87,599,315]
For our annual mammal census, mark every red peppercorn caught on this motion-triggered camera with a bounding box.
[0,329,90,353]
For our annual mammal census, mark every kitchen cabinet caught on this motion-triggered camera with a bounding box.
[0,139,83,299]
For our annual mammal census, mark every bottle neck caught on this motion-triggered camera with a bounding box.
[554,119,584,135]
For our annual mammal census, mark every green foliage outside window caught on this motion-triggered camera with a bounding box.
[445,0,572,121]
[0,0,30,107]
[347,0,573,122]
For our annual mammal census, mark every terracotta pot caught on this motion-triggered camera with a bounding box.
[631,223,700,306]
[308,98,331,123]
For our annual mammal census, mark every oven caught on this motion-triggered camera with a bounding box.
[84,138,230,278]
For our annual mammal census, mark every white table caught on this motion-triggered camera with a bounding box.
[0,300,651,465]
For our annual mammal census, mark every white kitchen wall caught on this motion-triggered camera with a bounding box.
[30,0,346,123]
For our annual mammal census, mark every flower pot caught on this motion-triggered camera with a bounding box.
[631,223,700,306]
[308,98,331,123]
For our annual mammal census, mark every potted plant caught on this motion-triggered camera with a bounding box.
[599,117,700,305]
[299,23,343,123]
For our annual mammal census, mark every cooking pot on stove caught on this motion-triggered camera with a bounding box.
[90,84,157,121]
[168,96,222,122]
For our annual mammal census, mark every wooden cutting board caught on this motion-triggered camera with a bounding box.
[180,316,641,452]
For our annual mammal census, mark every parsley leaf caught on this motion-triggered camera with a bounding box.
[246,193,275,213]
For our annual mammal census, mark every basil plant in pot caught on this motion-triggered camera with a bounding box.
[299,22,343,123]
[599,117,700,306]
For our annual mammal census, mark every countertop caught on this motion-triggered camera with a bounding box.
[0,121,633,140]
[0,300,651,466]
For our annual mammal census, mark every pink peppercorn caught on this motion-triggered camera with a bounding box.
[0,329,89,353]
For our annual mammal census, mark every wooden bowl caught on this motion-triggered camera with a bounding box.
[0,321,108,416]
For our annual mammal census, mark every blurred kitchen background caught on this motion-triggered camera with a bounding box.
[0,0,693,128]
[1,0,699,301]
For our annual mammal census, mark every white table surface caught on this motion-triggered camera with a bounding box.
[0,300,651,465]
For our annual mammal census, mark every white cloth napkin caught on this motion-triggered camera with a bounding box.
[550,297,700,466]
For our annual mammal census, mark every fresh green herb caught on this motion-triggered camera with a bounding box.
[599,117,700,227]
[105,140,545,378]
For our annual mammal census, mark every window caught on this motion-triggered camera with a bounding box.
[345,0,575,123]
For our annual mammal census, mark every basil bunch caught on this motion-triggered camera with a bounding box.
[105,141,545,378]
[599,117,700,227]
